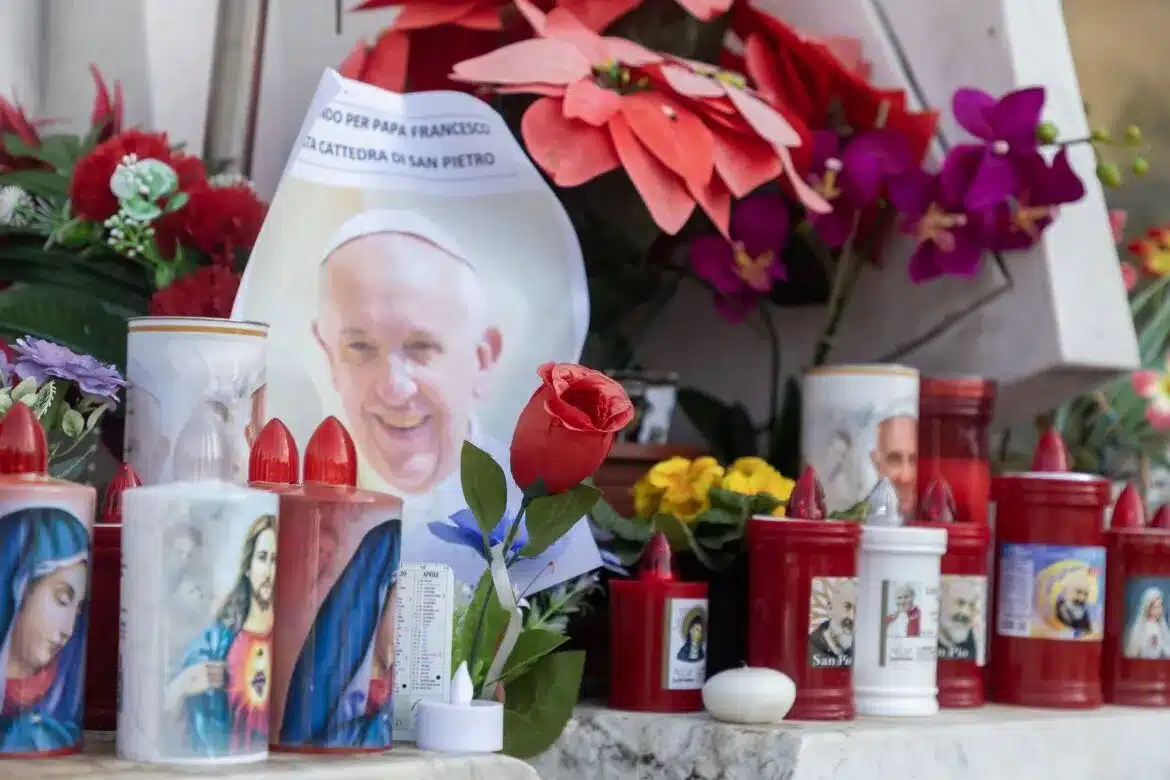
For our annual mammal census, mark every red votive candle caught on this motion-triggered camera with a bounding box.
[908,477,990,707]
[988,430,1109,708]
[918,376,996,527]
[747,466,860,720]
[1104,486,1170,705]
[608,532,709,712]
[85,462,141,730]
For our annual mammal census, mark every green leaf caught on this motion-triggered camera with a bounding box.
[768,377,802,478]
[452,570,511,684]
[0,168,69,200]
[60,408,84,438]
[707,487,752,513]
[695,507,743,526]
[0,240,154,308]
[0,285,129,374]
[829,498,869,522]
[588,498,654,543]
[84,406,105,432]
[11,377,36,401]
[502,650,585,759]
[520,483,602,557]
[750,491,783,515]
[2,133,84,173]
[654,512,735,571]
[693,523,743,547]
[498,628,569,686]
[459,441,509,540]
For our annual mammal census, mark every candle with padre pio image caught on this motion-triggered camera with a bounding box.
[747,467,861,720]
[801,364,920,518]
[270,417,403,754]
[117,400,279,766]
[1103,485,1170,706]
[0,403,97,758]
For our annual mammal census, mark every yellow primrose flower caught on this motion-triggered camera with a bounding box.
[722,458,796,514]
[646,456,726,522]
[632,475,663,518]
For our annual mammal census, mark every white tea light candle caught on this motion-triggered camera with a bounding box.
[416,663,504,754]
[702,667,796,724]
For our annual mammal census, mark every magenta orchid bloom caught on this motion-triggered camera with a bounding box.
[889,146,989,283]
[952,86,1046,210]
[807,129,911,248]
[984,148,1085,251]
[689,192,789,322]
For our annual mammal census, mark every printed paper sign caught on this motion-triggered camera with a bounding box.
[234,70,600,596]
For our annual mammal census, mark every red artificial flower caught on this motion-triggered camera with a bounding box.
[727,5,937,164]
[88,65,125,143]
[69,130,207,222]
[511,362,635,494]
[0,97,43,171]
[172,184,268,268]
[149,265,242,319]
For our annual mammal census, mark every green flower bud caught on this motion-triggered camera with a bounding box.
[1132,157,1150,177]
[1036,120,1060,144]
[1125,125,1143,144]
[1091,128,1112,144]
[1097,162,1123,188]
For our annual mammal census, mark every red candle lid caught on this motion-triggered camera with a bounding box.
[640,532,674,582]
[1031,428,1069,472]
[250,418,300,485]
[303,416,358,486]
[1153,505,1170,530]
[787,465,827,520]
[919,375,997,418]
[917,477,957,524]
[101,463,142,524]
[0,402,47,475]
[1111,483,1146,530]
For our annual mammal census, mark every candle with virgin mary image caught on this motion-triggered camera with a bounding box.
[0,404,97,759]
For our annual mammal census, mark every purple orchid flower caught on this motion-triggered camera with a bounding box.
[889,146,990,283]
[986,148,1086,251]
[428,508,529,562]
[689,192,789,323]
[952,86,1046,210]
[12,336,126,405]
[808,129,912,248]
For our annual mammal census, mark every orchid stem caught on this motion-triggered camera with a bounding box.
[813,249,863,366]
[759,306,781,454]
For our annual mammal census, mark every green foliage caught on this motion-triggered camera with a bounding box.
[460,441,509,544]
[520,483,602,558]
[452,570,510,688]
[501,651,585,759]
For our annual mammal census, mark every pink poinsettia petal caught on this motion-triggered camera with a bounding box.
[723,86,803,148]
[1110,209,1128,244]
[609,113,697,235]
[1133,370,1160,397]
[711,131,783,198]
[689,167,732,238]
[563,80,623,126]
[521,97,620,186]
[600,37,664,66]
[451,38,591,86]
[777,145,832,215]
[620,92,715,190]
[392,2,489,31]
[461,7,507,30]
[675,0,734,21]
[556,0,641,32]
[660,64,726,99]
[495,83,568,97]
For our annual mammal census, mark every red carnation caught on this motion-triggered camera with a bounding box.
[70,130,207,222]
[149,265,242,318]
[176,184,268,268]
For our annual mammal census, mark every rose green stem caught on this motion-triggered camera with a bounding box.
[466,579,496,692]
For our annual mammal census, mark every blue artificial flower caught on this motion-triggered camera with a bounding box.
[428,508,529,562]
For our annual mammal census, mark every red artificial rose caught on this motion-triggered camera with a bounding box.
[510,363,635,494]
[149,265,241,318]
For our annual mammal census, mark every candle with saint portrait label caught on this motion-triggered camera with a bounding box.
[117,402,278,765]
[747,467,860,720]
[988,432,1109,708]
[270,417,404,754]
[608,533,708,713]
[1103,485,1170,706]
[0,404,96,759]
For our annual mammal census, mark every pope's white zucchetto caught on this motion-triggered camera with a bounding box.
[321,209,473,269]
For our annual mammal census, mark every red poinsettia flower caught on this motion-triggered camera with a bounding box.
[69,130,207,222]
[726,4,937,164]
[149,265,242,318]
[88,65,125,143]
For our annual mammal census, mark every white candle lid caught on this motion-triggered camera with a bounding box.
[416,662,504,754]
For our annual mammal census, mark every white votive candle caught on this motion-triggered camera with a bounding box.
[416,662,504,754]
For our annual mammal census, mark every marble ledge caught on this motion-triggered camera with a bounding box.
[530,703,1170,780]
[9,732,539,780]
